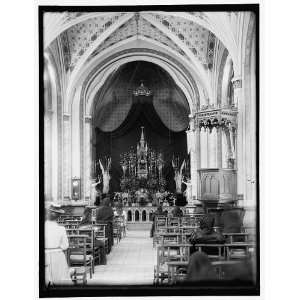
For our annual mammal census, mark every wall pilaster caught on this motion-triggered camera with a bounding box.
[232,77,245,197]
[63,114,71,200]
[84,116,92,202]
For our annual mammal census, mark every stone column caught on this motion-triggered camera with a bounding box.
[51,103,58,203]
[221,129,228,168]
[84,116,92,203]
[200,129,208,168]
[195,127,201,200]
[232,77,245,196]
[232,77,242,108]
[216,126,223,168]
[63,114,71,201]
[208,128,217,168]
[224,127,233,168]
[44,111,52,202]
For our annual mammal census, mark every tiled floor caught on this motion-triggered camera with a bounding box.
[88,230,156,285]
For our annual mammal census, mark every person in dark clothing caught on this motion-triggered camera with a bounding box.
[175,193,187,206]
[78,207,107,265]
[185,252,217,282]
[79,207,93,227]
[220,207,244,233]
[171,205,183,218]
[96,198,114,253]
[150,205,167,238]
[222,257,254,282]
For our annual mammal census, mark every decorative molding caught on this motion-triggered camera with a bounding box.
[85,115,92,122]
[63,113,71,121]
[231,78,242,89]
[79,48,202,199]
[194,107,238,133]
[90,16,186,61]
[60,13,125,71]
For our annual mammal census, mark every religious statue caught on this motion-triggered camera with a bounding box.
[90,175,102,205]
[182,177,192,203]
[99,157,111,194]
[155,188,166,206]
[172,159,185,193]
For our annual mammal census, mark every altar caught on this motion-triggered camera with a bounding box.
[117,127,174,207]
[109,127,190,229]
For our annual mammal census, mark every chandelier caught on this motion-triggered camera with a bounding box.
[133,81,152,97]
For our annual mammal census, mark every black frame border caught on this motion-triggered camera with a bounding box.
[39,3,260,297]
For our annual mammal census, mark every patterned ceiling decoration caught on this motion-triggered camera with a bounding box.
[90,15,187,60]
[60,13,125,71]
[207,32,216,70]
[61,12,89,24]
[188,12,209,21]
[148,13,211,66]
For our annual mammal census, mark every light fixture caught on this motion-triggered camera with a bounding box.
[133,81,152,96]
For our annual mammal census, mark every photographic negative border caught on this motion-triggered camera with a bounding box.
[39,3,260,297]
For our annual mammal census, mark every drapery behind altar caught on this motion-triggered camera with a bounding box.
[93,61,190,194]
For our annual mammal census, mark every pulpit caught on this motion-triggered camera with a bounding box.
[198,168,237,208]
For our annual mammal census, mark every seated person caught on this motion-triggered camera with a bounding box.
[150,205,167,237]
[189,214,224,256]
[185,252,217,282]
[45,204,73,286]
[171,205,183,218]
[220,206,244,233]
[79,207,107,265]
[194,204,204,215]
[221,257,255,282]
[154,205,168,218]
[96,197,114,253]
[175,192,187,207]
[79,207,93,228]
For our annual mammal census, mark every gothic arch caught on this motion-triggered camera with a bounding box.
[75,48,204,197]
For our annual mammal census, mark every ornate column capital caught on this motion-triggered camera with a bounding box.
[231,76,242,89]
[194,107,238,132]
[63,113,71,121]
[84,115,92,123]
[188,113,196,131]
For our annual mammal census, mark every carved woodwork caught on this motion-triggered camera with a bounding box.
[198,168,237,206]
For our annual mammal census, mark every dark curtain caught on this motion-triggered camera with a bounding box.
[95,95,188,193]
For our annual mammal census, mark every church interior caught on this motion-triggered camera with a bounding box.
[43,9,257,289]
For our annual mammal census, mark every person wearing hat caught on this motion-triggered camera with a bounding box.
[171,205,183,218]
[45,204,72,286]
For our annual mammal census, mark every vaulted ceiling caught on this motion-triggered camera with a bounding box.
[44,11,246,110]
[46,12,222,73]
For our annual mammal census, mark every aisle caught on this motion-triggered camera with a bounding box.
[88,230,156,285]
